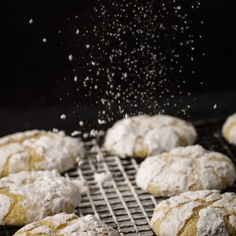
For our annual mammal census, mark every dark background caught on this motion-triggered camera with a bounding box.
[0,0,235,135]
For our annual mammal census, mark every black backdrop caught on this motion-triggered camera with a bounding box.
[0,0,235,134]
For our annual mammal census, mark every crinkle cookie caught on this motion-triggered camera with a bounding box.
[104,115,197,158]
[151,190,236,236]
[0,130,85,177]
[136,145,236,197]
[0,170,81,226]
[14,213,120,236]
[223,113,236,145]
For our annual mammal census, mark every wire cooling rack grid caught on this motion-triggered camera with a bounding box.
[1,117,236,236]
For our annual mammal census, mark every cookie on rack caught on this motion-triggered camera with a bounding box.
[136,145,236,197]
[151,190,236,236]
[222,113,236,145]
[0,170,81,226]
[14,213,119,236]
[104,114,197,158]
[0,130,85,177]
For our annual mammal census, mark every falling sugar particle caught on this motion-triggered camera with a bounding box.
[98,119,106,124]
[29,18,33,24]
[74,76,78,82]
[213,104,217,109]
[71,130,81,136]
[42,38,47,43]
[60,114,66,119]
[76,29,80,35]
[68,54,73,61]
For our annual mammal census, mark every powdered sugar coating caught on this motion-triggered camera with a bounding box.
[223,113,236,145]
[94,172,113,186]
[0,171,81,225]
[136,145,236,197]
[0,130,85,177]
[0,195,11,223]
[104,115,197,158]
[14,213,120,236]
[151,190,236,236]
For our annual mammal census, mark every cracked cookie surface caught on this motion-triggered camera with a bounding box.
[151,190,236,236]
[136,145,236,197]
[0,170,81,226]
[104,115,197,158]
[14,213,120,236]
[0,130,85,177]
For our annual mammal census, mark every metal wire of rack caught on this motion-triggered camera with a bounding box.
[1,117,236,236]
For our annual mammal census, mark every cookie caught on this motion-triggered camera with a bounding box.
[104,115,197,158]
[151,190,236,236]
[136,145,236,197]
[0,130,85,177]
[0,170,81,226]
[222,113,236,145]
[14,213,119,236]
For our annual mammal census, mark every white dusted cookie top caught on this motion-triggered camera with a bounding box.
[151,190,236,236]
[0,170,81,226]
[14,213,120,236]
[223,113,236,145]
[136,145,236,197]
[0,130,85,177]
[104,114,197,158]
